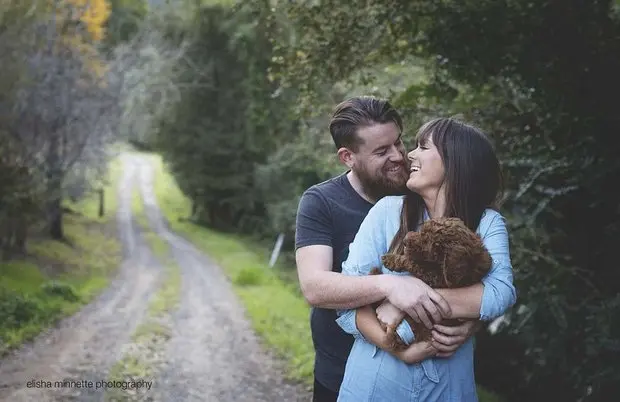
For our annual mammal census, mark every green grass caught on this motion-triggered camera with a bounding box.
[0,154,123,356]
[147,260,181,316]
[105,347,156,402]
[147,151,505,401]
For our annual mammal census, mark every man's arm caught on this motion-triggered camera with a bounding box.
[296,243,449,319]
[294,188,394,310]
[295,191,450,324]
[296,245,416,310]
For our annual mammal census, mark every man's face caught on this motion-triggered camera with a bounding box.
[351,122,409,200]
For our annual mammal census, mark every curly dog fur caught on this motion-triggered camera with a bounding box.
[372,217,492,350]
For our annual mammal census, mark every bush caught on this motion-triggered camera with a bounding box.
[41,280,80,302]
[233,267,265,286]
[0,288,44,330]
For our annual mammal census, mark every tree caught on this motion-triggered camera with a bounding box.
[152,1,297,233]
[1,0,122,241]
[104,0,147,47]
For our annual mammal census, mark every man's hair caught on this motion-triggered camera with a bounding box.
[328,96,403,152]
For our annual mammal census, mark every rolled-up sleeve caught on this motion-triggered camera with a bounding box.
[335,197,391,339]
[479,212,518,321]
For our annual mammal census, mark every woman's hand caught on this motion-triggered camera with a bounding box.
[392,340,438,364]
[376,300,406,328]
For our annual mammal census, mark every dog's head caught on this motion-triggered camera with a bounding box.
[410,217,492,286]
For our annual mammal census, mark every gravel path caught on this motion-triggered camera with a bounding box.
[0,153,310,402]
[0,154,161,402]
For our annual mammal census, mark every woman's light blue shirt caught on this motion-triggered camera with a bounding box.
[335,195,517,402]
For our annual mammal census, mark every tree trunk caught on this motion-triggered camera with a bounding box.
[46,133,64,240]
[49,197,63,240]
[209,207,216,227]
[191,200,197,219]
[0,220,11,261]
[98,188,105,217]
[15,218,27,255]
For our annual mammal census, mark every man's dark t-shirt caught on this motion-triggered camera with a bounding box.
[295,172,373,393]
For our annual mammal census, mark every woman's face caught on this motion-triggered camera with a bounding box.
[406,134,445,196]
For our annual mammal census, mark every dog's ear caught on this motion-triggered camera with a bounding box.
[442,248,469,286]
[404,231,419,243]
[471,240,493,278]
[443,236,493,287]
[403,231,423,256]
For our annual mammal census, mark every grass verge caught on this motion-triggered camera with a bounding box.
[148,151,504,401]
[105,168,181,401]
[0,154,123,356]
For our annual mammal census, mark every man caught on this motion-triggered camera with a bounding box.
[295,96,480,402]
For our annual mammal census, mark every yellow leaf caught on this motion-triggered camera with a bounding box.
[54,0,111,42]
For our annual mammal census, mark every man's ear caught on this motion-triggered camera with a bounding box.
[337,147,355,169]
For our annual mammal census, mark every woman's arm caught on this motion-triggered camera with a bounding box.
[393,340,438,364]
[372,210,517,358]
[355,305,392,350]
[357,305,437,364]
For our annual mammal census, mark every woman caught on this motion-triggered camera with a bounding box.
[335,117,517,401]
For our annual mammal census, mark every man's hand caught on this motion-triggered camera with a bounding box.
[383,275,452,329]
[376,300,405,328]
[431,320,482,358]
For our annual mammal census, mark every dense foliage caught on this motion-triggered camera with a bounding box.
[269,2,620,400]
[3,0,618,400]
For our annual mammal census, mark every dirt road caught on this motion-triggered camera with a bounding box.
[0,153,310,402]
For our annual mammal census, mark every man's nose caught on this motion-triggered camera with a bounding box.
[389,146,405,162]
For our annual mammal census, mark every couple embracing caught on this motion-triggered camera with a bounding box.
[295,96,516,402]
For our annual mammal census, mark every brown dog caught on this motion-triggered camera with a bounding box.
[371,217,492,350]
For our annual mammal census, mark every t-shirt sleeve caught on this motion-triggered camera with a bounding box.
[295,188,332,249]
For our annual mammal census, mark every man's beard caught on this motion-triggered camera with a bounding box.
[355,161,409,201]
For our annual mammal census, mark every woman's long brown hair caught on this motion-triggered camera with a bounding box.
[388,117,504,254]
